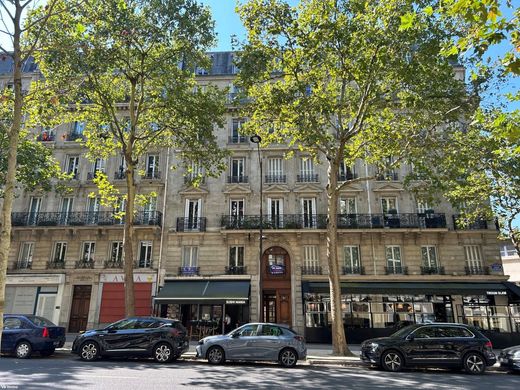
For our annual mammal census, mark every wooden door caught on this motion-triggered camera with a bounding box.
[277,290,291,326]
[69,285,92,332]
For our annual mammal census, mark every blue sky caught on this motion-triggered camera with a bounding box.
[201,0,245,51]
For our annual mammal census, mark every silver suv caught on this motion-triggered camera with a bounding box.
[195,322,307,367]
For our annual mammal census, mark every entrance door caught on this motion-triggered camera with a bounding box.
[263,293,277,323]
[262,246,292,327]
[69,285,92,332]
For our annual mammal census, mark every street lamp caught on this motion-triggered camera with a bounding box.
[250,134,263,322]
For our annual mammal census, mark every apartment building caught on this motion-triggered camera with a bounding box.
[3,52,520,346]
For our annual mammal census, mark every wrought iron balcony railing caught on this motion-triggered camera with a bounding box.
[11,211,162,227]
[136,260,152,268]
[421,266,445,275]
[176,217,207,232]
[338,172,358,182]
[465,265,490,275]
[143,171,161,180]
[104,259,123,269]
[342,266,365,275]
[75,259,95,269]
[114,171,127,180]
[225,266,247,275]
[228,135,248,144]
[453,215,488,230]
[376,171,399,181]
[296,174,319,183]
[221,214,327,230]
[227,175,248,184]
[179,266,200,276]
[265,174,286,184]
[47,261,65,269]
[15,261,32,270]
[87,171,105,180]
[385,265,408,275]
[301,265,322,275]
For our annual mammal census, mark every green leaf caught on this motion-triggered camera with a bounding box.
[399,13,415,31]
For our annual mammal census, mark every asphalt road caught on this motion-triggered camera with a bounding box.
[0,352,518,390]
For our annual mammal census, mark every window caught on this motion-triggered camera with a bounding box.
[185,161,204,182]
[303,245,319,267]
[259,325,282,336]
[500,245,516,257]
[381,197,398,213]
[66,156,79,179]
[185,199,202,230]
[231,118,247,143]
[340,197,357,214]
[146,155,160,179]
[110,242,123,263]
[301,198,317,228]
[465,245,483,270]
[182,246,198,267]
[138,241,152,268]
[28,197,42,225]
[267,198,284,227]
[339,161,356,181]
[18,242,34,269]
[82,242,95,263]
[267,158,284,182]
[89,158,106,179]
[52,242,67,264]
[299,158,315,181]
[344,246,360,270]
[377,157,398,180]
[3,318,22,330]
[229,246,244,267]
[230,158,245,182]
[417,201,431,214]
[421,246,438,268]
[233,324,258,337]
[143,196,157,222]
[60,197,73,224]
[86,197,100,224]
[73,121,85,134]
[386,245,402,269]
[412,326,437,339]
[436,326,474,338]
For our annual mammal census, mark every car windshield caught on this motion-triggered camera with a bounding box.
[26,316,56,327]
[389,325,416,338]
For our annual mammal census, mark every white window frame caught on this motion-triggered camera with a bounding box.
[464,245,483,270]
[385,245,402,269]
[82,242,96,263]
[182,246,199,267]
[421,245,438,268]
[229,246,244,267]
[28,197,42,225]
[185,198,202,230]
[138,241,153,268]
[66,156,79,179]
[268,158,284,177]
[230,157,245,180]
[381,197,398,213]
[416,201,431,214]
[110,241,124,263]
[18,242,34,268]
[300,157,314,176]
[52,242,67,264]
[303,245,319,267]
[301,198,317,228]
[340,197,357,214]
[146,154,160,177]
[267,197,284,227]
[343,246,361,270]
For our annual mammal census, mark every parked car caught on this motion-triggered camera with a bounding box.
[360,323,496,374]
[1,314,65,358]
[498,345,520,373]
[195,322,307,367]
[71,317,188,363]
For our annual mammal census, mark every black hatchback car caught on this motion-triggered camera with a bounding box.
[72,317,189,363]
[361,323,496,374]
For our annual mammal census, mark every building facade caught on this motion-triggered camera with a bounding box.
[4,52,520,346]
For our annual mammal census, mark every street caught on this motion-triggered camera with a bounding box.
[0,352,518,390]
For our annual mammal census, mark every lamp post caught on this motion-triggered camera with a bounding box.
[250,134,263,322]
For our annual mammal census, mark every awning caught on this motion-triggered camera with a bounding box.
[154,280,250,305]
[302,281,516,296]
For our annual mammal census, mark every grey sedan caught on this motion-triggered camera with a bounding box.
[195,322,307,367]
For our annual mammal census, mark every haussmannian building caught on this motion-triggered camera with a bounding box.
[3,52,520,346]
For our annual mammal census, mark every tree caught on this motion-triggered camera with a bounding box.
[236,0,469,355]
[0,0,65,352]
[32,0,227,317]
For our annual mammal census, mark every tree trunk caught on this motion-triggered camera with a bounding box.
[326,160,353,356]
[123,158,136,317]
[0,2,24,349]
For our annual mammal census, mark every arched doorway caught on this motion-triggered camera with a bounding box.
[262,246,292,326]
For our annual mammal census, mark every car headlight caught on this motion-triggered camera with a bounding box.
[198,339,205,345]
[513,351,520,359]
[367,342,379,351]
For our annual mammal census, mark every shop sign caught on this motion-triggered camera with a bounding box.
[490,263,503,272]
[269,264,285,275]
[100,273,156,283]
[225,300,247,304]
[486,291,507,295]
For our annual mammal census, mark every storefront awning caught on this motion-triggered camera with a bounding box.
[154,280,250,305]
[302,281,516,296]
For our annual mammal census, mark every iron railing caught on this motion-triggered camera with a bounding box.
[15,261,32,270]
[221,214,327,229]
[47,261,65,269]
[338,172,358,182]
[296,174,319,183]
[301,265,322,275]
[87,171,105,180]
[104,259,123,268]
[176,217,207,232]
[465,265,490,275]
[225,266,247,275]
[385,265,408,275]
[453,215,488,230]
[228,135,248,144]
[114,171,126,180]
[143,171,161,180]
[265,175,286,184]
[37,133,55,142]
[11,211,162,227]
[342,266,365,275]
[421,266,445,275]
[75,259,94,269]
[227,175,248,183]
[184,175,205,184]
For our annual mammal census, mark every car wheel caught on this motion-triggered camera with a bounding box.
[153,343,173,363]
[79,341,100,361]
[207,346,225,365]
[40,348,55,357]
[15,341,32,359]
[279,348,298,368]
[463,352,486,375]
[381,350,404,372]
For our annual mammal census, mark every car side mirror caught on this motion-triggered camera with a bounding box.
[406,334,414,342]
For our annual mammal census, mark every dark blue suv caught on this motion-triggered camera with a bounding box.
[72,317,189,363]
[1,315,66,358]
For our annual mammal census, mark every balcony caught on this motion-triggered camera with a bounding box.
[37,133,55,142]
[301,265,322,275]
[65,132,85,142]
[296,173,319,183]
[143,171,161,180]
[342,266,365,275]
[178,266,200,276]
[87,171,105,181]
[225,266,247,275]
[338,172,358,182]
[176,217,207,232]
[376,171,399,181]
[75,259,94,269]
[11,211,162,227]
[385,265,408,275]
[453,215,488,230]
[221,214,327,230]
[104,259,123,268]
[420,266,445,275]
[465,265,490,275]
[227,175,248,184]
[15,261,32,270]
[136,260,152,268]
[337,213,447,229]
[265,175,286,184]
[114,171,126,180]
[228,135,248,144]
[47,261,65,269]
